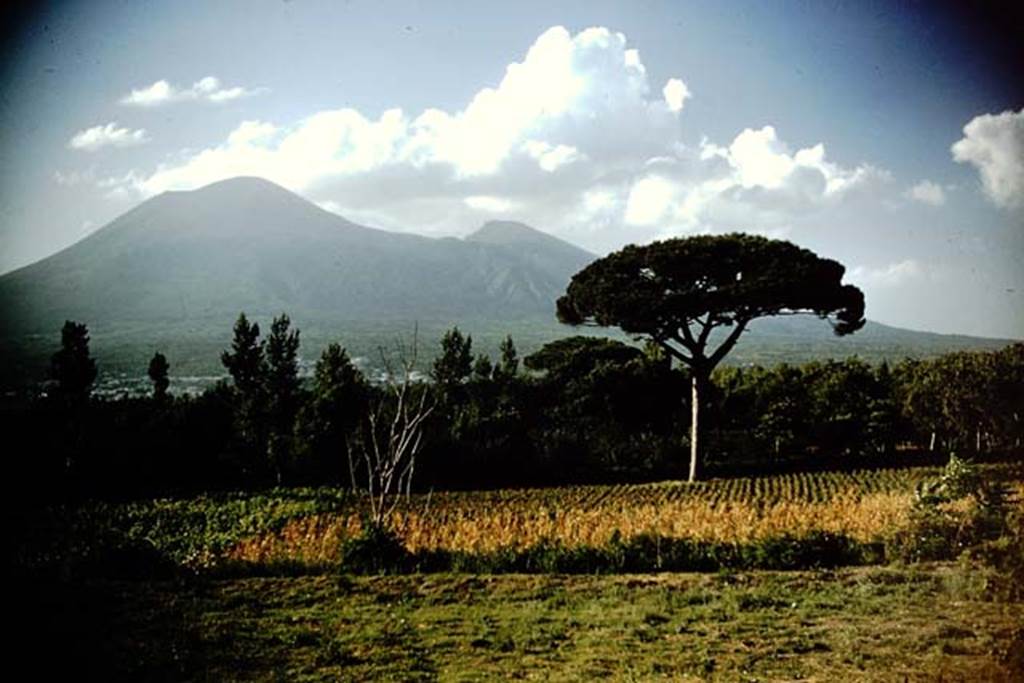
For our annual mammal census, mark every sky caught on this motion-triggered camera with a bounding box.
[1,0,1021,338]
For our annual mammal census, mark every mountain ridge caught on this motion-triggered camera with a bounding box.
[0,177,592,332]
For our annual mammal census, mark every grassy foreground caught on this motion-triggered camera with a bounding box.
[20,564,1022,681]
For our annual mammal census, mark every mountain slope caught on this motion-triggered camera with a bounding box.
[0,177,594,332]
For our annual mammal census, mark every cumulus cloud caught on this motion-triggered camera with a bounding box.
[68,122,149,151]
[109,27,686,194]
[850,260,923,288]
[952,108,1024,209]
[120,76,265,106]
[629,126,888,238]
[905,180,946,206]
[102,26,886,253]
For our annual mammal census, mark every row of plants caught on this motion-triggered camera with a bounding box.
[15,457,1020,586]
[336,456,1019,578]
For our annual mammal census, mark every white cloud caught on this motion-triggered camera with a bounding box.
[316,200,344,215]
[632,126,887,240]
[53,168,96,186]
[951,108,1024,209]
[905,180,946,206]
[120,76,265,106]
[850,260,923,287]
[729,126,795,189]
[464,195,516,212]
[108,26,687,197]
[722,127,884,196]
[625,176,676,225]
[68,122,149,151]
[662,78,691,113]
[102,26,887,254]
[121,80,173,106]
[522,140,581,172]
[96,170,146,201]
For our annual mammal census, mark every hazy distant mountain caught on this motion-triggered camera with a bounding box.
[0,176,1015,385]
[0,177,594,332]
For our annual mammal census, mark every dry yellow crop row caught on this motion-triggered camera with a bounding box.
[225,470,1023,566]
[227,492,919,564]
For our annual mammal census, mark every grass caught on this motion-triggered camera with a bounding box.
[17,564,1022,681]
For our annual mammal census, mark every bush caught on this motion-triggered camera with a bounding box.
[738,531,873,570]
[373,532,876,575]
[73,529,181,580]
[887,453,1015,563]
[338,523,412,575]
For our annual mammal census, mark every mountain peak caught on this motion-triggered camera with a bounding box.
[179,176,300,203]
[465,221,593,258]
[467,220,554,244]
[191,175,288,192]
[471,220,543,239]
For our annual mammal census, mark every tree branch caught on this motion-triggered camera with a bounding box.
[708,318,749,367]
[656,337,694,366]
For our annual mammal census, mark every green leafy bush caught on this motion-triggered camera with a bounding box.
[339,523,412,575]
[888,454,1014,563]
[392,531,875,575]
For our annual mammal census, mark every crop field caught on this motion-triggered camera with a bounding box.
[24,461,1019,574]
[226,465,1020,568]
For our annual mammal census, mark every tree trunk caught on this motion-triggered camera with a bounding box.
[689,371,709,482]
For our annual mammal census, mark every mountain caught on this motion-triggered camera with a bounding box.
[0,177,594,332]
[0,176,1016,385]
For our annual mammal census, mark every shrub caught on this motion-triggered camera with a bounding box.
[383,532,875,574]
[338,523,411,575]
[739,531,870,570]
[888,453,1014,563]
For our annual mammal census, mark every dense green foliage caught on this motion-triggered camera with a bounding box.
[889,454,1018,565]
[49,320,97,407]
[556,234,865,337]
[294,343,368,485]
[146,351,169,402]
[8,310,1024,500]
[4,309,1022,504]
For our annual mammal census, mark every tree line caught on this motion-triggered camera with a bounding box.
[8,315,1021,503]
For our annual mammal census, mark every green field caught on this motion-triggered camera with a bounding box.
[20,565,1023,681]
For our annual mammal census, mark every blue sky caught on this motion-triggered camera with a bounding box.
[1,0,1021,337]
